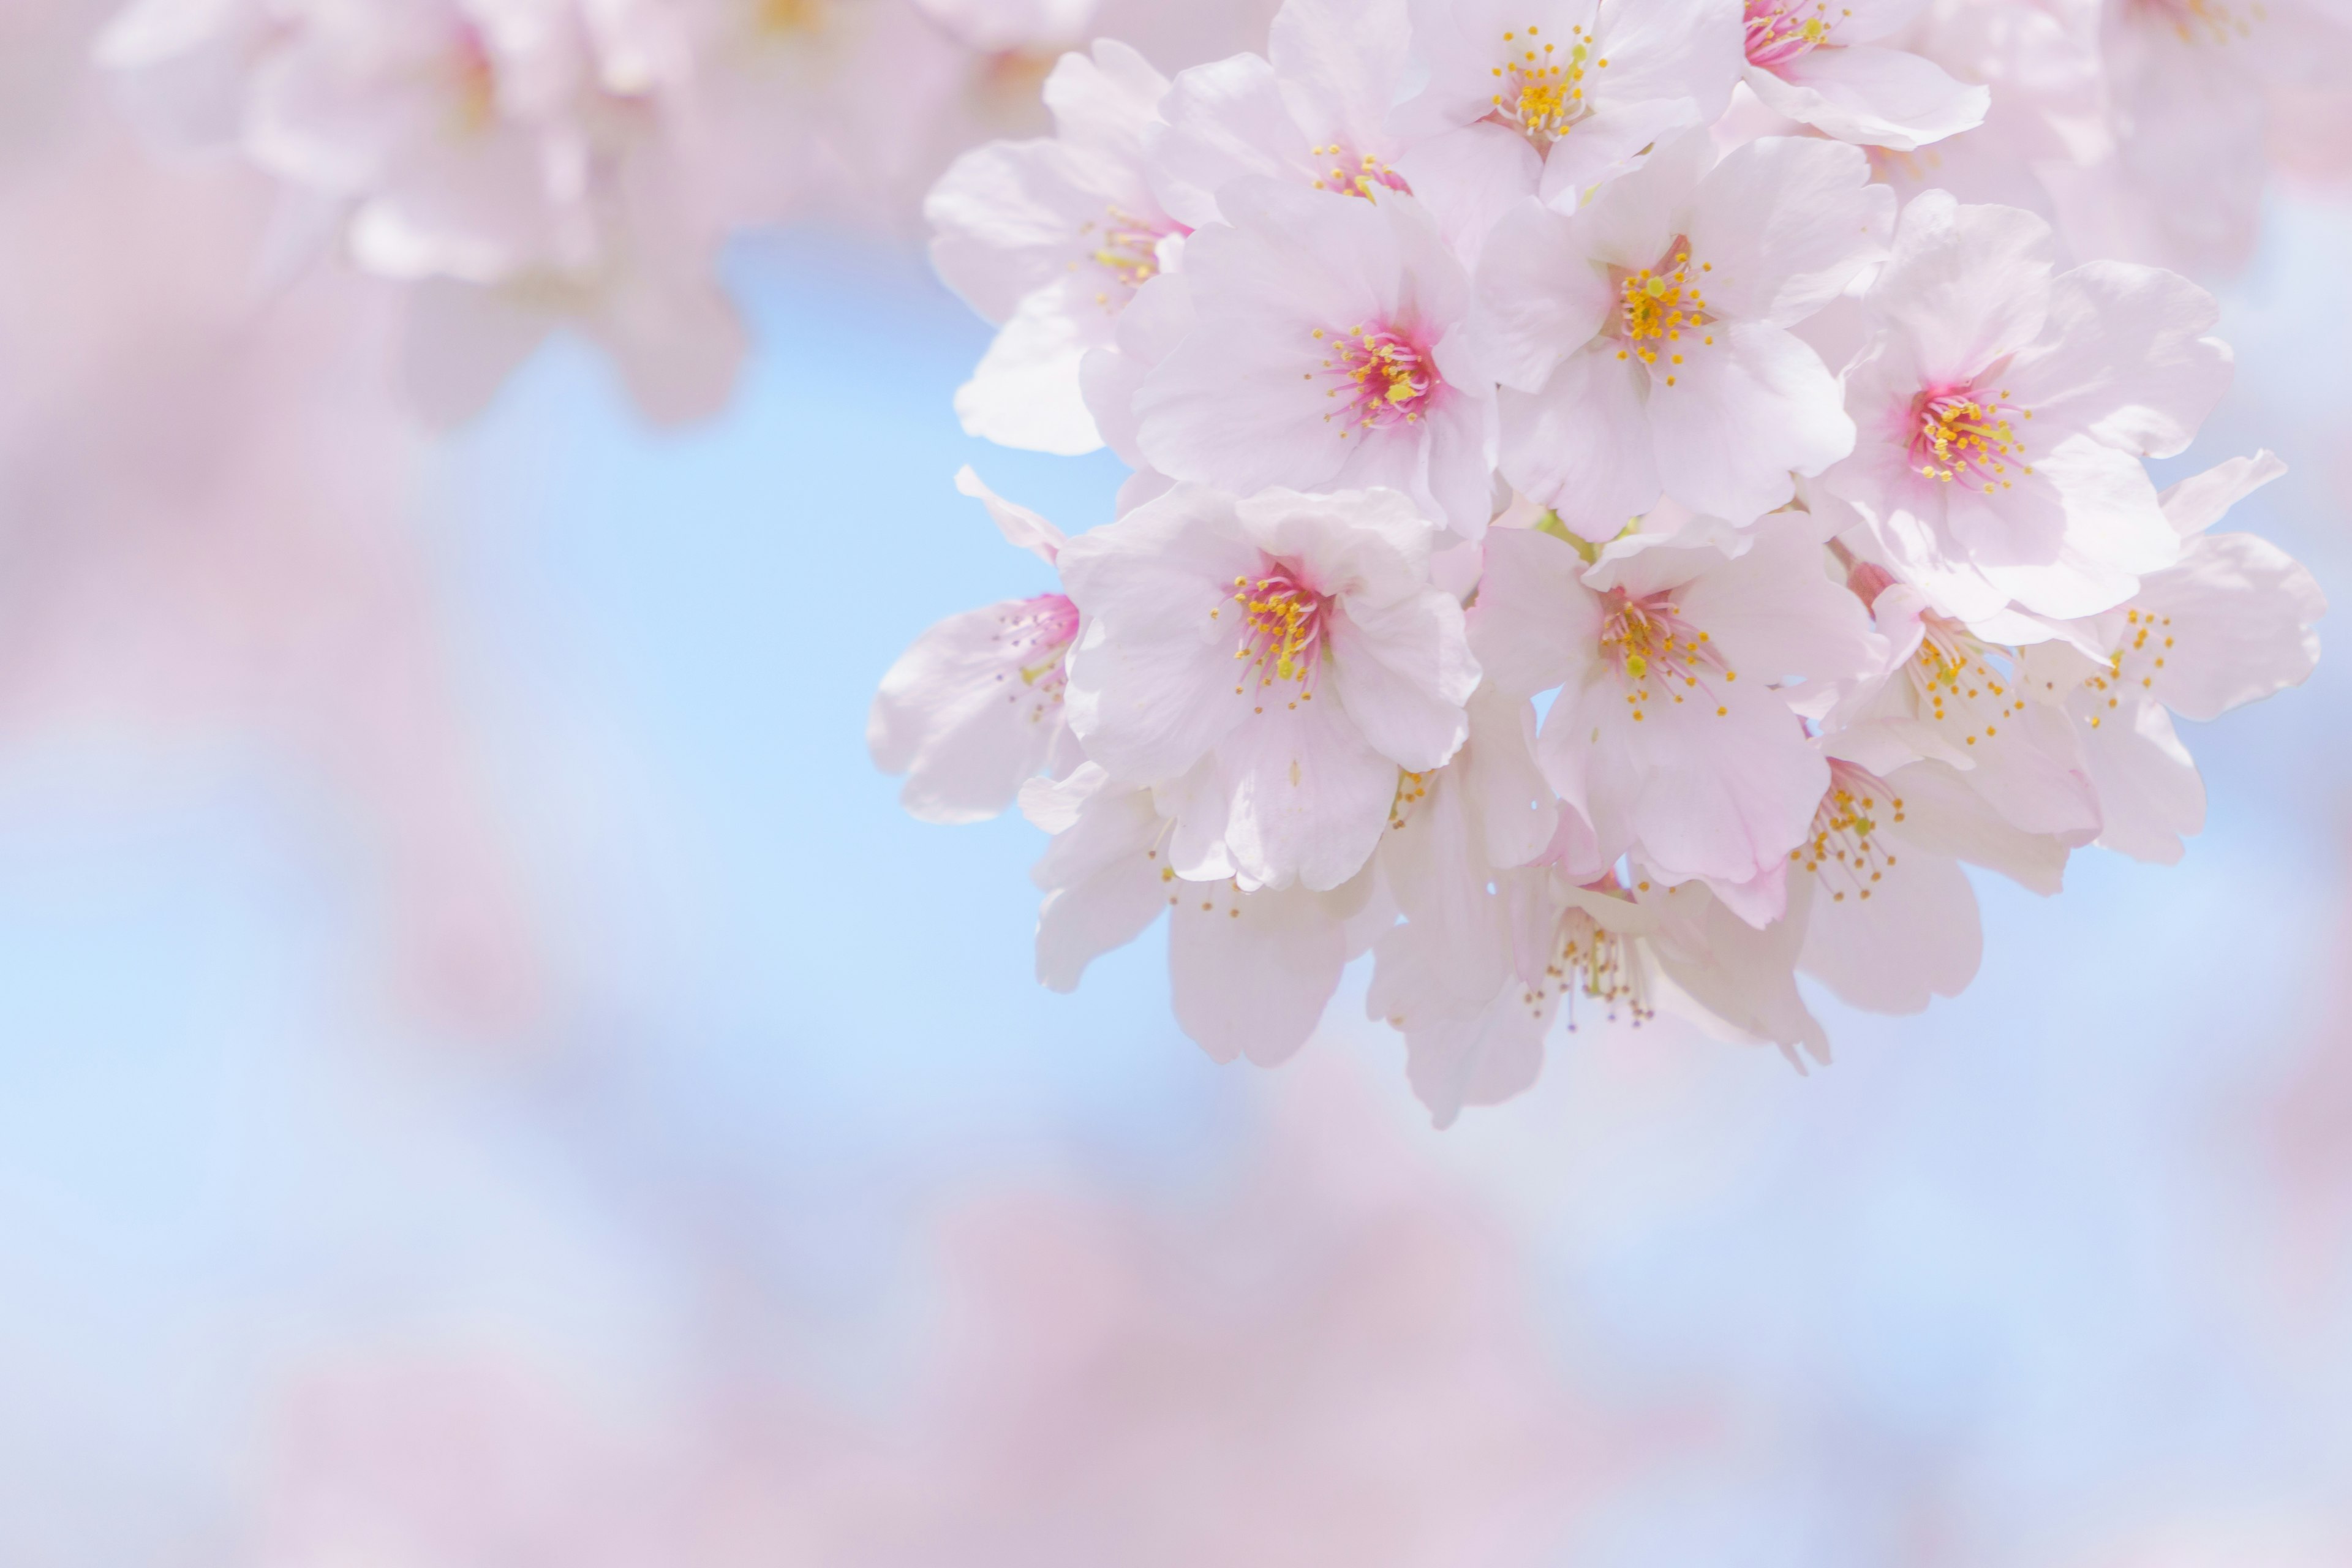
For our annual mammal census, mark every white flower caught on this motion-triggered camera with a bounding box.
[1128,179,1499,537]
[1821,189,2234,624]
[927,40,1179,456]
[1470,513,1881,903]
[1479,131,1891,537]
[869,470,1086,824]
[1740,0,1989,151]
[1060,484,1480,891]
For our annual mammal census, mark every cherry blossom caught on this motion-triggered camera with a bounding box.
[1479,129,1891,537]
[869,469,1084,824]
[1391,0,1745,210]
[927,40,1177,454]
[1471,515,1880,902]
[1820,189,2234,625]
[2022,451,2326,864]
[1058,483,1480,892]
[1127,178,1499,538]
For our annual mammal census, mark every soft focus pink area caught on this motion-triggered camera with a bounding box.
[248,1062,1699,1568]
[0,4,541,1036]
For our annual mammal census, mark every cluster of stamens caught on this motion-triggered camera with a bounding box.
[1910,386,2034,492]
[1793,763,1904,905]
[1226,565,1330,703]
[2073,606,2174,728]
[1311,145,1412,201]
[1743,0,1850,68]
[1313,324,1437,436]
[1488,23,1604,141]
[1389,769,1433,831]
[1530,903,1653,1030]
[1600,590,1735,723]
[1911,619,2027,747]
[1074,206,1174,306]
[992,594,1081,722]
[1615,245,1713,388]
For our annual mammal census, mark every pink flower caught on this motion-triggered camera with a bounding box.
[870,470,1086,824]
[1145,0,1534,266]
[1822,189,2234,624]
[1380,864,1827,1125]
[1471,515,1882,899]
[1479,130,1891,537]
[2021,451,2326,864]
[1822,570,2105,844]
[1127,178,1499,537]
[927,41,1180,455]
[1060,484,1480,891]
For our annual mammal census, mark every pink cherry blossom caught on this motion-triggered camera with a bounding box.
[927,40,1179,455]
[1824,567,2106,845]
[869,469,1085,824]
[1060,483,1480,891]
[1128,178,1499,537]
[1479,130,1891,537]
[1391,0,1745,210]
[2022,451,2326,863]
[1821,188,2234,624]
[1470,516,1880,900]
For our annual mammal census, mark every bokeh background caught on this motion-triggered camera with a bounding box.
[4,9,2352,1565]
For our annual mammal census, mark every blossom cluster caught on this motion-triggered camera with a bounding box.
[874,0,2328,1123]
[94,0,1277,425]
[92,0,2352,433]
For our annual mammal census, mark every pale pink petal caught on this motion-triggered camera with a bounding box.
[1170,883,1349,1065]
[1746,44,1988,152]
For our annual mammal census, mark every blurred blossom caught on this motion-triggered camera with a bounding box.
[0,3,540,1034]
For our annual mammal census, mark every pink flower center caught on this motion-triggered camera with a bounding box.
[1907,384,2034,493]
[1610,241,1715,387]
[447,23,500,134]
[1001,594,1081,706]
[1310,143,1413,201]
[1795,761,1904,905]
[1486,22,1604,143]
[1229,565,1330,693]
[1744,0,1842,69]
[1599,590,1737,722]
[1315,324,1439,437]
